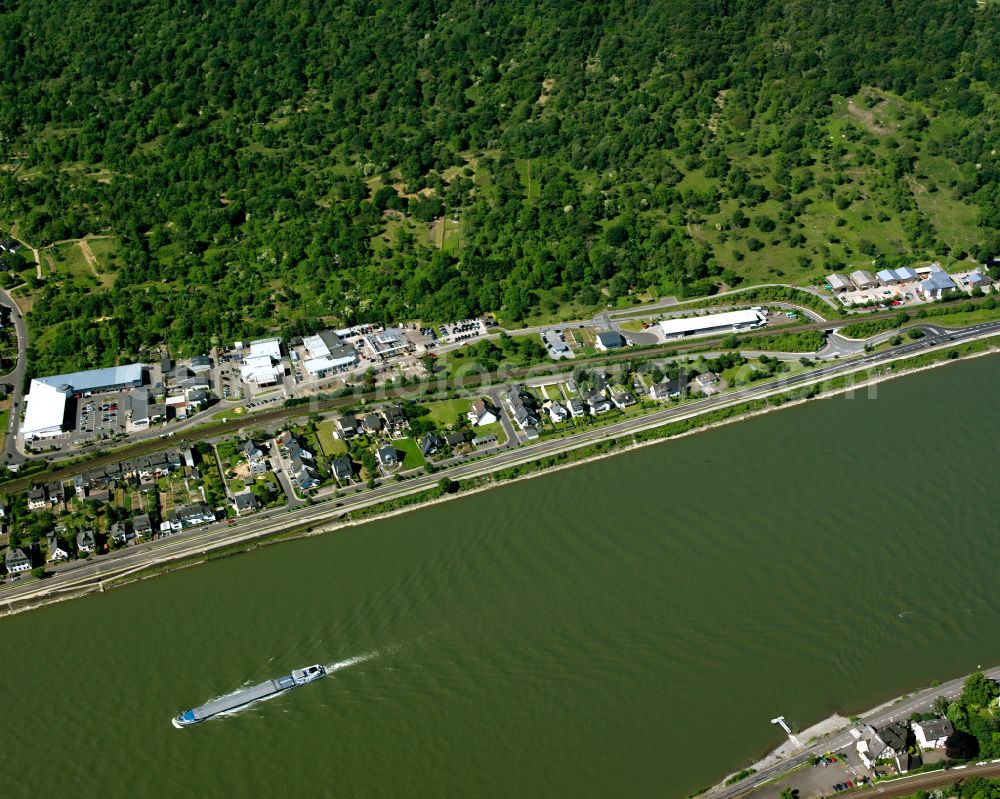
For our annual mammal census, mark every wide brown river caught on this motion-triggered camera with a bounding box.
[4,356,1000,798]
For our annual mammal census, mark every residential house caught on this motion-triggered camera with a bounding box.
[546,401,569,423]
[110,523,134,546]
[176,503,215,527]
[467,399,498,427]
[966,270,992,291]
[595,331,625,351]
[913,718,954,750]
[376,444,398,468]
[568,399,586,418]
[76,529,97,554]
[5,547,32,574]
[85,489,111,504]
[46,533,70,561]
[46,480,65,507]
[289,454,320,490]
[381,404,408,434]
[419,432,443,457]
[27,486,48,511]
[242,439,263,462]
[611,391,636,410]
[523,426,539,440]
[335,415,359,438]
[73,474,86,499]
[330,456,353,482]
[243,439,268,476]
[502,386,539,432]
[278,431,313,464]
[132,513,153,538]
[159,521,174,536]
[856,722,910,771]
[232,491,258,516]
[586,392,612,414]
[362,413,383,434]
[444,431,467,450]
[694,372,721,394]
[649,379,682,400]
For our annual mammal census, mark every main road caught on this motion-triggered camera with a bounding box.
[0,285,28,464]
[3,319,999,612]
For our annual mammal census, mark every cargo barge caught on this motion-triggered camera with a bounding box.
[172,664,326,727]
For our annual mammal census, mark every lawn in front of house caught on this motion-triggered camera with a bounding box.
[420,397,474,428]
[317,419,348,455]
[393,437,427,470]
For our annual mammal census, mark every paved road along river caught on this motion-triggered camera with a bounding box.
[3,355,1000,798]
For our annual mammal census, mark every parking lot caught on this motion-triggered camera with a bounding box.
[755,751,868,799]
[74,391,130,441]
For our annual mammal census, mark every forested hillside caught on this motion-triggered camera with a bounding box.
[1,0,999,371]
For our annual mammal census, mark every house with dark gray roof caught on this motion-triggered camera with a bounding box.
[27,486,47,510]
[502,386,539,431]
[335,415,359,438]
[132,513,153,538]
[381,404,408,433]
[419,432,443,456]
[175,503,215,527]
[649,379,682,400]
[611,391,636,410]
[232,491,258,516]
[913,718,953,749]
[5,546,33,573]
[376,444,398,468]
[586,392,612,414]
[46,533,70,561]
[362,413,382,434]
[331,456,353,482]
[77,529,97,553]
[595,331,625,351]
[444,431,467,449]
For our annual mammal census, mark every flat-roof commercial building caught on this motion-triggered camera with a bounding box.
[241,354,282,386]
[241,338,284,385]
[302,330,344,360]
[248,338,282,361]
[22,363,144,438]
[658,309,766,339]
[362,328,410,359]
[303,344,358,377]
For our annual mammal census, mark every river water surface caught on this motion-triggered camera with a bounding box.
[4,356,1000,798]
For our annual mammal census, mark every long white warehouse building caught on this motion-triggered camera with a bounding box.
[22,363,144,438]
[658,309,766,339]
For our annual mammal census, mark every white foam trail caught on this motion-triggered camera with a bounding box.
[325,650,378,672]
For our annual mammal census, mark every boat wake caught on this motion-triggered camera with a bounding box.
[325,650,379,673]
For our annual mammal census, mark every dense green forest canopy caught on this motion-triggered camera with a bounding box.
[1,0,1000,372]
